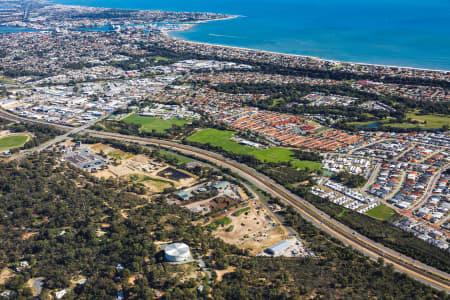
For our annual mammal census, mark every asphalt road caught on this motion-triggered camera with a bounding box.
[1,109,449,292]
[88,130,450,292]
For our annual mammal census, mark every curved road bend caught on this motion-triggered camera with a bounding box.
[0,109,448,292]
[87,131,450,292]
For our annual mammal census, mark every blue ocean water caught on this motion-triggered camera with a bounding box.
[53,0,450,70]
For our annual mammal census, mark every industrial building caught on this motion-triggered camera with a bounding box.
[265,240,294,256]
[164,243,192,262]
[63,147,109,172]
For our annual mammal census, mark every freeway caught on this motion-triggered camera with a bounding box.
[0,109,114,160]
[0,108,449,292]
[0,109,72,131]
[87,130,450,292]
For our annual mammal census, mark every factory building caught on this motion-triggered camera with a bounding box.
[265,240,293,256]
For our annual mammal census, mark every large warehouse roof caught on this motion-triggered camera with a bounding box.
[265,240,293,256]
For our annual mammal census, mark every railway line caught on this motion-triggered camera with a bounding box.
[1,108,449,292]
[89,130,450,292]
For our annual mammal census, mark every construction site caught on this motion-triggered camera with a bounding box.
[87,143,198,194]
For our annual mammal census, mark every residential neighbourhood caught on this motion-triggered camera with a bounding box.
[0,1,449,297]
[0,25,448,253]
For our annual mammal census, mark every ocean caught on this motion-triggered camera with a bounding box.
[52,0,450,70]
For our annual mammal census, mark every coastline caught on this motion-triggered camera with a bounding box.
[169,15,241,33]
[6,0,450,73]
[165,16,450,73]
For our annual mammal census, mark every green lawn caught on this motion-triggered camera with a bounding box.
[0,76,15,84]
[187,128,255,155]
[291,160,323,171]
[337,208,350,218]
[123,114,191,133]
[159,150,193,164]
[187,128,322,171]
[253,148,322,171]
[348,113,449,129]
[107,150,134,161]
[388,113,450,129]
[131,174,174,187]
[366,204,396,221]
[206,216,232,231]
[154,56,170,62]
[0,134,30,151]
[270,98,283,108]
[252,148,293,163]
[232,206,250,217]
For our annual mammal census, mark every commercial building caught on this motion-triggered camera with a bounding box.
[265,240,293,256]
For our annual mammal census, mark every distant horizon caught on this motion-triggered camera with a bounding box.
[48,0,450,70]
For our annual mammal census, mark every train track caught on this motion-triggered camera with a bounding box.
[1,109,448,291]
[89,130,450,292]
[0,110,72,131]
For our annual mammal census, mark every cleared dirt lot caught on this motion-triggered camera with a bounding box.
[183,196,238,215]
[0,268,14,285]
[215,266,236,282]
[213,200,289,254]
[88,144,198,193]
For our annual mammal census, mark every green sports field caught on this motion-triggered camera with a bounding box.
[187,128,322,171]
[187,128,255,155]
[348,113,449,130]
[366,204,396,221]
[388,113,450,129]
[0,134,30,151]
[290,160,323,171]
[122,114,191,133]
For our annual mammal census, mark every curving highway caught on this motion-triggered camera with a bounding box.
[1,109,449,292]
[88,130,450,292]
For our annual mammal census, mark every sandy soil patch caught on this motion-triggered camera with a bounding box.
[90,147,199,193]
[236,187,249,201]
[183,196,238,215]
[213,201,288,254]
[215,266,236,282]
[71,275,87,287]
[240,226,287,254]
[128,274,143,285]
[89,143,114,154]
[21,232,38,240]
[141,179,172,193]
[95,169,116,179]
[96,229,107,237]
[0,268,14,285]
[109,165,135,177]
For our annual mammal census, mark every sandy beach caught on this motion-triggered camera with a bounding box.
[164,16,450,73]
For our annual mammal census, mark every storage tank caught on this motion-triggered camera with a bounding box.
[164,243,191,262]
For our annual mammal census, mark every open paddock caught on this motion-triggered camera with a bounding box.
[123,114,192,133]
[212,201,289,254]
[183,196,238,215]
[0,268,14,285]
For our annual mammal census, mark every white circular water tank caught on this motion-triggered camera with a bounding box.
[164,243,191,262]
